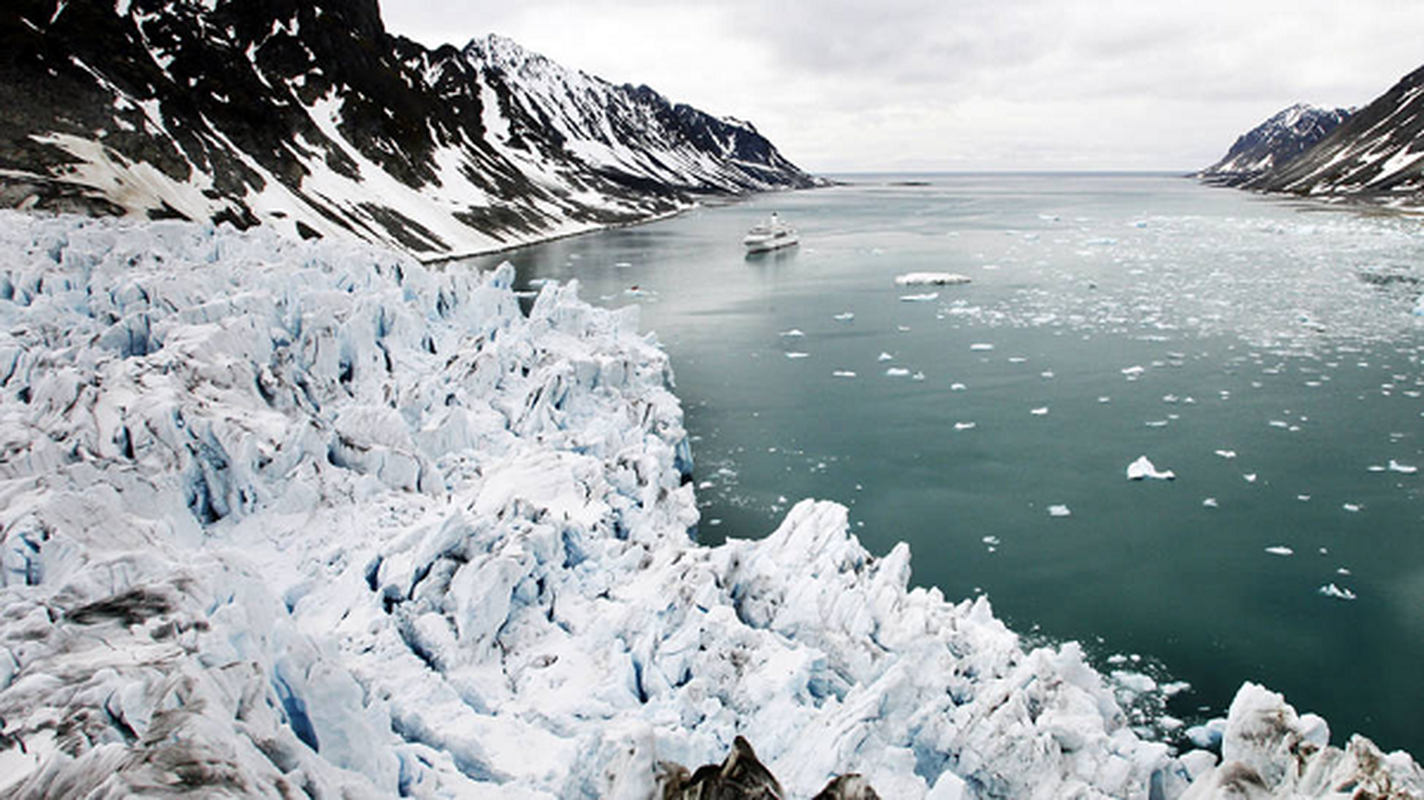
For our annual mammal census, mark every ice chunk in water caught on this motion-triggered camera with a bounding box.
[1388,459,1418,474]
[1126,456,1175,480]
[895,272,972,286]
[1048,505,1071,517]
[899,292,939,302]
[1265,546,1294,556]
[1319,583,1357,600]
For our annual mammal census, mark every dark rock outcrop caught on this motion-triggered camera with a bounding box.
[657,736,881,800]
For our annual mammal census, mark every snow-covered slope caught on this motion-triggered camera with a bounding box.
[1197,104,1351,186]
[3,213,1421,798]
[1240,64,1424,206]
[0,0,817,261]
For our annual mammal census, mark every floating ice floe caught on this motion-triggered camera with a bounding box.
[1127,456,1175,480]
[894,272,972,286]
[954,421,977,431]
[899,292,939,302]
[1031,407,1049,416]
[970,343,995,351]
[1265,546,1294,557]
[832,370,857,378]
[1243,473,1259,483]
[785,352,810,359]
[1122,365,1145,378]
[1389,459,1419,474]
[1048,505,1072,517]
[1343,503,1363,512]
[886,367,911,377]
[878,351,895,361]
[779,328,806,338]
[1214,450,1237,459]
[1318,584,1358,601]
[951,382,968,391]
[833,311,855,321]
[1202,498,1219,508]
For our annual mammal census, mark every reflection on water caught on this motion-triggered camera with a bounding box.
[460,174,1424,755]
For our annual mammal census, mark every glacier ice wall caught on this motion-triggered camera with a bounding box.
[0,211,1419,798]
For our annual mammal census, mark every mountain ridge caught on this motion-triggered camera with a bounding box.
[1197,103,1352,186]
[0,0,817,259]
[1246,63,1424,203]
[1202,62,1424,208]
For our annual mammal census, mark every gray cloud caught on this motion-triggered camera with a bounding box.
[383,0,1424,171]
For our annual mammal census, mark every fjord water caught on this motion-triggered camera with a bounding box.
[464,174,1424,756]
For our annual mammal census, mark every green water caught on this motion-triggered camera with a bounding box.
[463,173,1424,756]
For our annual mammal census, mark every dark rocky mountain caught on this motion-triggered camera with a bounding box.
[1197,104,1351,186]
[0,0,817,259]
[1247,64,1424,205]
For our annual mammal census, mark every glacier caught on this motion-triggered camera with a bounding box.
[1,211,1421,798]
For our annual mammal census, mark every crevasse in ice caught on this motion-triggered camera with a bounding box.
[0,212,1419,798]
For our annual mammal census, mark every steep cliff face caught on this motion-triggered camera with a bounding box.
[1246,64,1424,205]
[0,0,817,258]
[1197,104,1351,186]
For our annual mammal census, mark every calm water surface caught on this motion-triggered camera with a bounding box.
[463,174,1424,755]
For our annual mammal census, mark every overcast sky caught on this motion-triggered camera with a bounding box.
[383,1,1424,173]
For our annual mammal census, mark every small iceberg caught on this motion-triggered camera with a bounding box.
[895,272,972,286]
[832,370,857,378]
[970,343,995,351]
[779,328,806,338]
[954,421,977,431]
[899,292,940,302]
[886,367,911,377]
[1389,459,1418,474]
[1126,455,1175,481]
[833,311,855,321]
[1265,546,1294,557]
[1319,583,1357,601]
[785,352,810,359]
[1048,504,1071,517]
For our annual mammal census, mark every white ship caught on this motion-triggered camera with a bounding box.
[743,213,798,253]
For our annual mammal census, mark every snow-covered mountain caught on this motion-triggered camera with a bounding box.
[1197,104,1351,185]
[0,0,817,259]
[1247,64,1424,205]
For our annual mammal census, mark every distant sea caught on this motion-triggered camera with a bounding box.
[463,172,1424,756]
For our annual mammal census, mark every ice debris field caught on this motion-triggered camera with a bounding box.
[0,212,1421,797]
